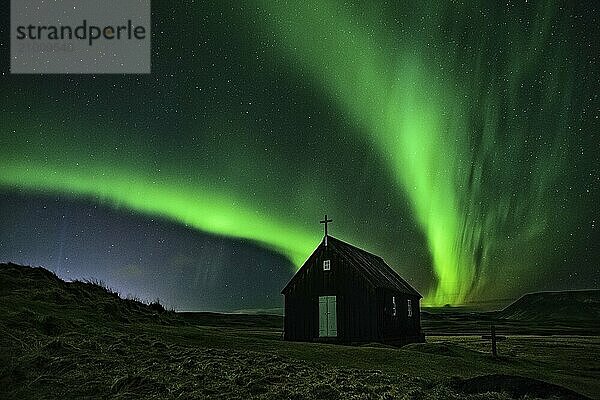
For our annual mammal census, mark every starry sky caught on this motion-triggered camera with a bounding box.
[1,1,598,310]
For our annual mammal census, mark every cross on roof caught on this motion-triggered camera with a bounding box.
[320,215,332,244]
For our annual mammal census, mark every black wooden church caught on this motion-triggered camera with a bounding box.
[281,216,424,345]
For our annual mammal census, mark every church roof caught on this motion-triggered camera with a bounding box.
[327,236,422,298]
[282,235,422,297]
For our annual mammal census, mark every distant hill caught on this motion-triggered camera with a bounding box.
[496,290,600,322]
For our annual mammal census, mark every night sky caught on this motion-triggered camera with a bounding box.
[1,1,598,310]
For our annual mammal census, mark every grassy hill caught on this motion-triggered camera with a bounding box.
[496,290,600,322]
[1,262,598,399]
[420,294,600,336]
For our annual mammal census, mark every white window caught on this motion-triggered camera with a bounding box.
[392,296,397,317]
[323,259,331,271]
[407,299,413,317]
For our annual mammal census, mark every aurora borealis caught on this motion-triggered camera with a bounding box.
[1,1,598,309]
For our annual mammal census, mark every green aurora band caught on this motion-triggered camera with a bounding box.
[256,0,579,304]
[0,120,316,265]
[0,1,591,304]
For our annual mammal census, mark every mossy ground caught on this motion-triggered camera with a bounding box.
[1,263,598,399]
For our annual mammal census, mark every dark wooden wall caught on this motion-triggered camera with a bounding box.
[284,244,379,343]
[377,289,422,341]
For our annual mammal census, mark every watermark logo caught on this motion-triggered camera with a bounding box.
[11,0,151,74]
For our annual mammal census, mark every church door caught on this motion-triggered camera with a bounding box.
[318,295,337,337]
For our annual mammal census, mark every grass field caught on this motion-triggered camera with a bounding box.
[1,263,598,399]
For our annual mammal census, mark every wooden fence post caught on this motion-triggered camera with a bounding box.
[491,325,497,357]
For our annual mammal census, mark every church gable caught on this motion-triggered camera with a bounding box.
[282,234,421,298]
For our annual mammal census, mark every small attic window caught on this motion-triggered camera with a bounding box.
[392,296,397,317]
[407,299,413,317]
[323,259,331,271]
